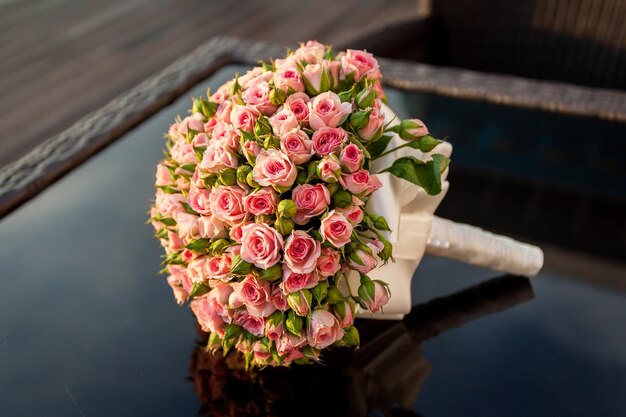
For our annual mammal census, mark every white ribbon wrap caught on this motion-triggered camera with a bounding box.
[345,104,544,320]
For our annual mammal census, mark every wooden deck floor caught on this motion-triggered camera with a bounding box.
[0,0,419,169]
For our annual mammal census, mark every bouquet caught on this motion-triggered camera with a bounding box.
[150,41,449,367]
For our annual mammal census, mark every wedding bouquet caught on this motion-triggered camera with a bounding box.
[150,41,449,367]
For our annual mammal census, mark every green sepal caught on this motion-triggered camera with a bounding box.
[231,254,253,275]
[188,282,211,298]
[286,310,303,336]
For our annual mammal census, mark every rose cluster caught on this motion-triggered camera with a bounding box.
[150,41,443,368]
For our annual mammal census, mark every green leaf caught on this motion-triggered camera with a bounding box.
[156,185,179,195]
[366,134,393,159]
[160,217,177,227]
[185,239,211,252]
[179,163,196,173]
[188,282,211,298]
[181,202,198,215]
[230,254,253,275]
[381,154,450,195]
[255,264,282,281]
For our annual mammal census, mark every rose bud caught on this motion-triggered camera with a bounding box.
[316,247,342,277]
[287,290,313,317]
[358,107,385,142]
[274,216,295,236]
[358,276,390,313]
[333,300,355,328]
[348,247,378,274]
[265,311,285,340]
[317,154,342,183]
[355,85,376,109]
[342,326,360,347]
[218,167,237,186]
[277,199,297,219]
[340,49,380,82]
[236,164,253,188]
[396,118,429,141]
[307,309,344,349]
[302,61,332,96]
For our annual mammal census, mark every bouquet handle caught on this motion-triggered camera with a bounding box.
[426,217,543,277]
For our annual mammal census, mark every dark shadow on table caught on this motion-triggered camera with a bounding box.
[188,275,534,417]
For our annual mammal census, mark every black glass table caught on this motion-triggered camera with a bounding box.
[1,44,626,417]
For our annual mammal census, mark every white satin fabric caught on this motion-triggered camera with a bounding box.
[345,104,543,320]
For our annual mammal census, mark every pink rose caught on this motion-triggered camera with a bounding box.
[210,83,231,104]
[243,187,278,216]
[187,183,211,215]
[170,140,197,165]
[280,129,314,165]
[197,215,227,239]
[292,183,330,225]
[191,133,210,147]
[240,223,284,269]
[349,248,377,274]
[199,140,238,174]
[340,169,370,195]
[155,164,173,186]
[320,211,353,248]
[308,91,352,130]
[358,107,385,141]
[228,221,250,243]
[230,104,259,133]
[205,253,233,281]
[265,318,284,340]
[214,100,232,123]
[281,267,318,294]
[307,309,344,349]
[269,108,299,136]
[252,149,297,190]
[341,49,380,82]
[190,285,233,335]
[312,126,348,156]
[316,247,341,277]
[167,122,185,142]
[317,154,342,183]
[283,230,321,274]
[233,311,265,337]
[302,62,328,95]
[183,116,205,134]
[361,280,390,313]
[155,190,185,218]
[187,257,209,283]
[209,186,246,224]
[166,265,193,304]
[175,212,201,242]
[366,174,383,194]
[238,67,265,88]
[232,275,276,317]
[273,64,305,93]
[284,92,310,126]
[204,117,217,134]
[243,81,276,115]
[271,286,288,311]
[293,40,326,64]
[166,230,184,252]
[339,143,363,173]
[212,120,239,150]
[336,204,364,225]
[276,333,306,355]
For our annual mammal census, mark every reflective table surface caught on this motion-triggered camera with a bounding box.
[1,66,625,417]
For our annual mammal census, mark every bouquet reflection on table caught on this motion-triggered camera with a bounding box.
[188,275,534,417]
